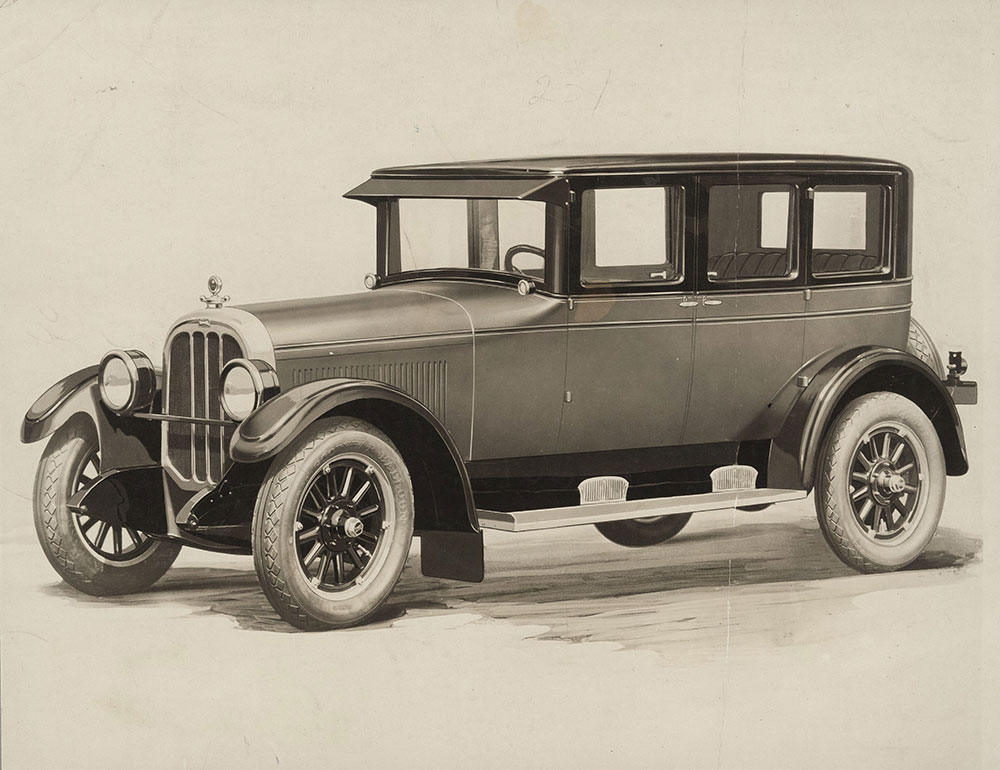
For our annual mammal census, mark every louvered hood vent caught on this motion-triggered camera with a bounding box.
[290,361,447,421]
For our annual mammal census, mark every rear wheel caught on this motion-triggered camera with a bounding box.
[33,421,181,596]
[252,417,414,630]
[595,514,692,547]
[815,392,945,572]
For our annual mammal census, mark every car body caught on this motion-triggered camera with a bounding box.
[22,153,978,629]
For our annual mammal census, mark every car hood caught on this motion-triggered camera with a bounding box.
[236,285,474,352]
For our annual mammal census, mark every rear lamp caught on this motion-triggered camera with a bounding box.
[948,350,968,378]
[99,350,157,414]
[220,359,279,421]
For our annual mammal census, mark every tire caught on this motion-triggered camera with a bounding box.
[815,392,945,573]
[595,513,692,547]
[906,317,945,378]
[252,417,414,630]
[32,420,181,596]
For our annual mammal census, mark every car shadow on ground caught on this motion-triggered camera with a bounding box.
[43,517,981,637]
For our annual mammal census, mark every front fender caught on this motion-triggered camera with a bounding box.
[768,346,968,490]
[22,366,100,444]
[22,366,161,470]
[233,378,482,581]
[232,378,463,464]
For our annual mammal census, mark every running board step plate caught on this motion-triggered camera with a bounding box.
[578,476,628,504]
[477,488,807,532]
[710,464,758,492]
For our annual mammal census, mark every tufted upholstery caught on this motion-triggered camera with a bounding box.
[707,251,789,281]
[812,252,881,274]
[707,251,882,280]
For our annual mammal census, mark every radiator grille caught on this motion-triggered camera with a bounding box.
[292,361,447,420]
[165,329,243,484]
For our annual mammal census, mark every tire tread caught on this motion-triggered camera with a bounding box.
[815,396,883,573]
[35,424,93,588]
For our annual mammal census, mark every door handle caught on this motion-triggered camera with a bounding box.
[678,298,698,308]
[649,270,668,279]
[703,298,723,306]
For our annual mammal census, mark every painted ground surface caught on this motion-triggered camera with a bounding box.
[1,499,985,769]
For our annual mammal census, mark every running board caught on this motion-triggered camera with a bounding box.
[477,488,807,532]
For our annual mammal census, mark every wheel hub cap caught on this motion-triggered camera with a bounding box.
[878,471,907,496]
[342,516,364,538]
[318,504,365,546]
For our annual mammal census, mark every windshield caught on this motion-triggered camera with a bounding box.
[389,198,549,281]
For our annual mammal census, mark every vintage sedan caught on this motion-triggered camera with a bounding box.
[22,154,977,629]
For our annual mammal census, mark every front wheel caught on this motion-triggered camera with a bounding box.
[815,392,945,573]
[252,417,415,630]
[33,421,181,596]
[595,513,692,547]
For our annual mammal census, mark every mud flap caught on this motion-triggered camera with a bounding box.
[419,529,484,582]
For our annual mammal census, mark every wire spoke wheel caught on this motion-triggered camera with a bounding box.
[295,458,390,592]
[70,448,156,563]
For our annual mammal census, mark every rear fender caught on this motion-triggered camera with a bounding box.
[768,346,968,490]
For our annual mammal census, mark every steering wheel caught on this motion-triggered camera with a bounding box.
[503,244,546,275]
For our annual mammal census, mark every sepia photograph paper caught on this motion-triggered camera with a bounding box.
[1,1,997,768]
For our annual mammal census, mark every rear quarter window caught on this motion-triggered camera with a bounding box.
[810,185,888,276]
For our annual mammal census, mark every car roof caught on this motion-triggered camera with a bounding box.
[373,153,909,178]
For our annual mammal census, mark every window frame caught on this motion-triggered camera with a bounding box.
[568,174,697,296]
[805,177,895,283]
[580,185,685,287]
[695,174,807,293]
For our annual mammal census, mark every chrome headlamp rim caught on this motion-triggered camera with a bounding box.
[99,349,156,414]
[219,358,279,422]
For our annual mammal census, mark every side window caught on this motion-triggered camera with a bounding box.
[580,186,684,285]
[811,185,887,276]
[706,184,795,282]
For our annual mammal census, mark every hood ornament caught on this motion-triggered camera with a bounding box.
[200,275,230,309]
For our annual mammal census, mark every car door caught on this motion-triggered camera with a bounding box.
[684,175,808,444]
[558,180,696,454]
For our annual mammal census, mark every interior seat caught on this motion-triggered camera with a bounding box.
[707,251,789,281]
[812,252,881,274]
